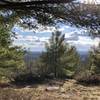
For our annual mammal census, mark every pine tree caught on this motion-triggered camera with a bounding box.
[88,44,100,75]
[0,25,25,81]
[77,44,100,82]
[41,31,80,78]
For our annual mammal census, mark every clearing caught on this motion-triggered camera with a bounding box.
[0,79,100,100]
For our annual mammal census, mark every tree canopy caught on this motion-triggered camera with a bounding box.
[0,0,73,9]
[40,31,80,78]
[0,0,100,35]
[0,21,25,81]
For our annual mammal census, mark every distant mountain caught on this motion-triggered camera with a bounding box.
[24,51,42,62]
[24,51,89,68]
[24,51,89,62]
[78,51,89,62]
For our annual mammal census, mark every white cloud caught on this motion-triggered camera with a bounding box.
[13,23,100,52]
[13,25,56,34]
[14,32,100,52]
[67,36,100,52]
[77,36,100,46]
[13,33,50,50]
[17,35,24,39]
[35,26,56,33]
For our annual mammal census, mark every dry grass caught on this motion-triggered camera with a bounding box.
[0,79,100,100]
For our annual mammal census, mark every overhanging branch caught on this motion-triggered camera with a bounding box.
[0,0,74,10]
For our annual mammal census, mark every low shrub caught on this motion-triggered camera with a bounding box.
[75,72,100,84]
[12,72,45,85]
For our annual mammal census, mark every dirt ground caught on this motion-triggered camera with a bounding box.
[0,79,100,100]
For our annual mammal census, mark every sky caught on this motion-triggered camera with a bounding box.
[13,23,100,53]
[12,0,100,52]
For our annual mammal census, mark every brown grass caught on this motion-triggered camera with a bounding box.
[0,79,100,100]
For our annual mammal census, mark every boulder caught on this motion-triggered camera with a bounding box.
[45,86,59,91]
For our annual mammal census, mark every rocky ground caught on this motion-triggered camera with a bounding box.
[0,79,100,100]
